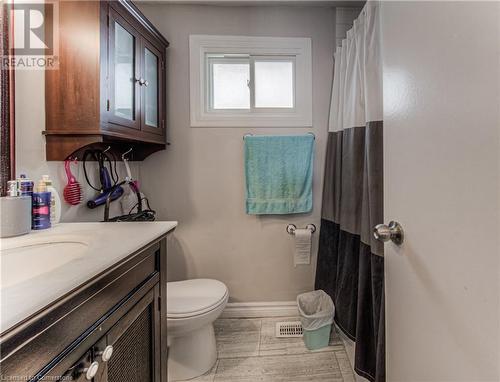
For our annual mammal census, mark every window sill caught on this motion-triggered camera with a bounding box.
[190,112,312,128]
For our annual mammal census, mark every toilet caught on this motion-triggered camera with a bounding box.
[167,279,229,381]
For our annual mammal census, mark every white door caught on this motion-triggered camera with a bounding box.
[380,2,500,381]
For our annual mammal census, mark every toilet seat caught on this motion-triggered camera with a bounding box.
[167,279,228,319]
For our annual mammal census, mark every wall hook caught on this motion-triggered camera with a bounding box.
[122,147,133,160]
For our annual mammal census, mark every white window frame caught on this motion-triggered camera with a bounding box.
[189,35,312,127]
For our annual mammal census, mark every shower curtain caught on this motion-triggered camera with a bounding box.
[315,2,385,381]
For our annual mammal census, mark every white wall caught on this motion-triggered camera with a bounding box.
[137,4,336,302]
[15,65,140,222]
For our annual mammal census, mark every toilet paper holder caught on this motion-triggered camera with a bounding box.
[286,224,316,235]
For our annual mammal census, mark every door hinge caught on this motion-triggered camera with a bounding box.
[161,120,165,130]
[157,296,161,311]
[106,99,110,111]
[161,60,165,70]
[107,14,109,27]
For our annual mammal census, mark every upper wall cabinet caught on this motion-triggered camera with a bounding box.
[44,1,169,161]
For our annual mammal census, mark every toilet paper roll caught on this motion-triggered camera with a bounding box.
[294,228,311,266]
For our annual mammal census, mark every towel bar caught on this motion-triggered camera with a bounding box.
[243,133,315,141]
[286,224,316,235]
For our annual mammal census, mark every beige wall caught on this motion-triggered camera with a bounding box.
[335,7,361,47]
[137,4,336,302]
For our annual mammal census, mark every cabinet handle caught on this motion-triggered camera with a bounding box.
[96,345,114,362]
[79,361,99,380]
[136,78,145,85]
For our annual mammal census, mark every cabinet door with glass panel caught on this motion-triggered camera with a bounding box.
[140,40,164,135]
[108,9,141,130]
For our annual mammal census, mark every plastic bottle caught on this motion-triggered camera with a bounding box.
[32,180,51,230]
[42,175,61,224]
[17,174,34,197]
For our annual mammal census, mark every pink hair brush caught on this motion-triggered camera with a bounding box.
[63,159,83,205]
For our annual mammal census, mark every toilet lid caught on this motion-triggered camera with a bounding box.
[167,279,228,318]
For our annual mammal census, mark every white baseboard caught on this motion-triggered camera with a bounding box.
[221,301,299,318]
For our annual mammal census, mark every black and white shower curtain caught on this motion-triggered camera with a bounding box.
[315,2,385,381]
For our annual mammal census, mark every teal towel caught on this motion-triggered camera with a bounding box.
[244,135,314,215]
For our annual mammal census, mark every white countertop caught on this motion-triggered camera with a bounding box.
[0,221,177,333]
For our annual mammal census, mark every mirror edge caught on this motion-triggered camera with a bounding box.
[0,3,15,196]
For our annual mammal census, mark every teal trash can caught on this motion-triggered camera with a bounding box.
[297,290,335,350]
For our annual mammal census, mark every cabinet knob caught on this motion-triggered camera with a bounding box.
[97,345,114,362]
[136,78,146,85]
[144,80,149,87]
[79,361,99,380]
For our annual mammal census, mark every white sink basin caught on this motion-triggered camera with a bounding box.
[1,238,89,289]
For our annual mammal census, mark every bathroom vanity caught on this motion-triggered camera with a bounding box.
[0,222,176,382]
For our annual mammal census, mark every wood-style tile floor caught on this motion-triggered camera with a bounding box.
[190,317,355,382]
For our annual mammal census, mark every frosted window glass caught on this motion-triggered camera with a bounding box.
[212,63,250,109]
[255,61,294,108]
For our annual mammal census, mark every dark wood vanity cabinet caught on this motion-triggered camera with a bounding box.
[44,0,169,161]
[0,236,169,382]
[63,286,161,382]
[101,287,161,382]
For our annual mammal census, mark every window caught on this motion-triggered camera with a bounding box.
[209,57,251,110]
[207,55,294,111]
[190,35,312,127]
[254,60,294,108]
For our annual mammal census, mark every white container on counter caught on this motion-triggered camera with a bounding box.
[0,196,32,238]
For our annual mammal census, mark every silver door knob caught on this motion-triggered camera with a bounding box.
[81,361,99,380]
[97,345,114,362]
[373,221,404,245]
